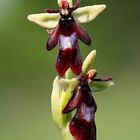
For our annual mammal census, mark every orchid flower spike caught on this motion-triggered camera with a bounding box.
[27,0,106,77]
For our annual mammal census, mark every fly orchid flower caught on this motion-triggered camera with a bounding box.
[27,0,106,77]
[62,70,112,140]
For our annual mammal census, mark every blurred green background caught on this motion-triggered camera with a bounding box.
[0,0,140,140]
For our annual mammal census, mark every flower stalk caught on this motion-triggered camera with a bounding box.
[27,0,114,140]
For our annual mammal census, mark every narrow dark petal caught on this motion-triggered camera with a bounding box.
[46,25,60,51]
[93,76,113,82]
[74,23,92,46]
[71,0,81,11]
[44,9,59,13]
[63,86,83,114]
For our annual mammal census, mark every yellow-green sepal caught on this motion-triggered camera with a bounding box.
[89,81,114,92]
[27,13,60,29]
[51,76,78,130]
[73,4,106,23]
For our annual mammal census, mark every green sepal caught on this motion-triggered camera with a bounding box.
[89,81,114,92]
[74,4,106,24]
[81,50,96,76]
[51,76,79,130]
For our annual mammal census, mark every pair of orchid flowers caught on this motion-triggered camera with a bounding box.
[28,0,106,77]
[28,1,114,140]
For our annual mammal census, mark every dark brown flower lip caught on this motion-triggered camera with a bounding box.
[93,76,113,82]
[62,72,97,140]
[56,47,82,77]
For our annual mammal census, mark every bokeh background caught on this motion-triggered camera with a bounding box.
[0,0,140,140]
